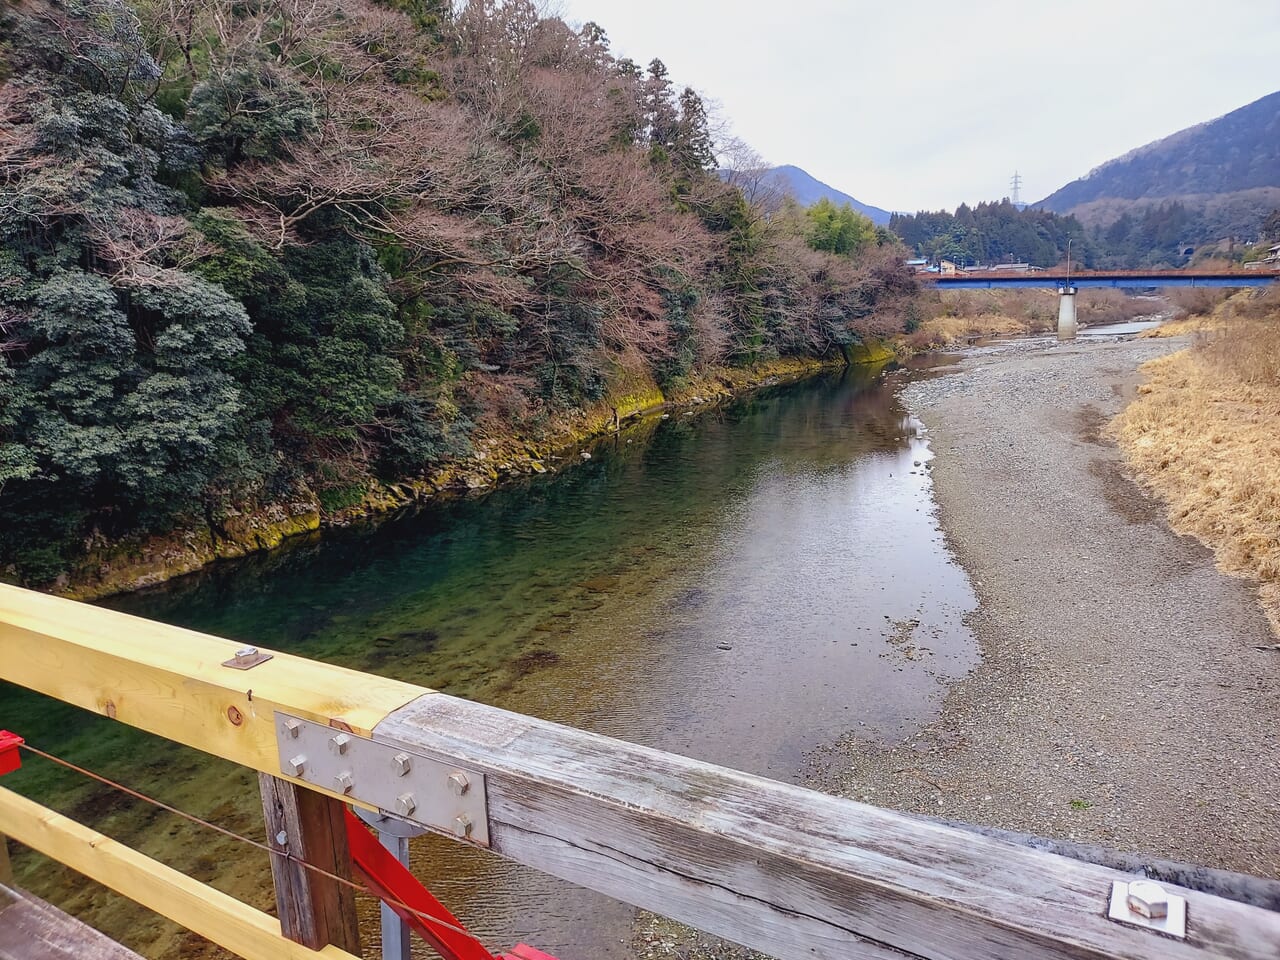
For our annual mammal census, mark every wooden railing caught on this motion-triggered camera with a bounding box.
[1,582,1278,960]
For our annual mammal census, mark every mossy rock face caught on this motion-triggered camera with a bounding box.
[59,504,323,601]
[613,386,666,420]
[844,339,896,365]
[55,353,852,599]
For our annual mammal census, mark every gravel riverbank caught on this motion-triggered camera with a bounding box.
[833,333,1280,875]
[631,332,1280,959]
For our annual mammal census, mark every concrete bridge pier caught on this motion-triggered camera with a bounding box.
[1057,284,1078,340]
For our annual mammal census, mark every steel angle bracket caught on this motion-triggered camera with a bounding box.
[274,712,490,846]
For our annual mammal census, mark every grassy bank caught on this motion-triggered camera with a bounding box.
[1111,288,1280,632]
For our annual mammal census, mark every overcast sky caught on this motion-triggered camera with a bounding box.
[554,0,1280,213]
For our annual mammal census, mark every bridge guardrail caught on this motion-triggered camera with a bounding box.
[1,582,1278,960]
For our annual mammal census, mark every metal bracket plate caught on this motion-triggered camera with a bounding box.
[1106,881,1187,939]
[354,805,429,840]
[274,712,489,846]
[222,648,273,670]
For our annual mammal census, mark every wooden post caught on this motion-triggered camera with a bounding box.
[0,829,14,911]
[258,774,360,954]
[0,831,13,896]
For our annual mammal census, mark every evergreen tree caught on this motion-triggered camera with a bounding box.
[643,58,678,157]
[673,87,716,173]
[0,0,255,577]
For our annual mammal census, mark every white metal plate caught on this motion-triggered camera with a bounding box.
[1107,881,1186,939]
[274,712,489,846]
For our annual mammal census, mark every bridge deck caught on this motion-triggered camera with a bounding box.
[928,270,1280,290]
[0,886,143,960]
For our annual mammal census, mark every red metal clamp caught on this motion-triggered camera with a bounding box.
[0,731,24,776]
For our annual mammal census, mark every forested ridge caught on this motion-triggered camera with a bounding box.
[890,196,1280,270]
[892,91,1280,269]
[1040,91,1280,210]
[0,0,915,585]
[1035,90,1280,263]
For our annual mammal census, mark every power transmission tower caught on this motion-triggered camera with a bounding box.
[1010,171,1023,206]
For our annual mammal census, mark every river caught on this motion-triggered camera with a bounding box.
[0,360,980,959]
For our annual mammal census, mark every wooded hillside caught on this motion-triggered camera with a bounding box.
[0,0,915,584]
[1036,90,1280,254]
[1039,91,1280,210]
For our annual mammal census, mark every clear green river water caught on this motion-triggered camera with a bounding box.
[1,360,979,959]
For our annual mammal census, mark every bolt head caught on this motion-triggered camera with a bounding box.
[275,830,289,846]
[447,771,470,796]
[394,793,416,817]
[234,646,259,664]
[283,718,302,739]
[1127,881,1170,919]
[453,814,473,839]
[284,754,307,777]
[392,752,412,776]
[334,771,354,795]
[328,733,351,756]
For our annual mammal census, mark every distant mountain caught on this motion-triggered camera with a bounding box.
[1037,91,1280,216]
[723,164,892,224]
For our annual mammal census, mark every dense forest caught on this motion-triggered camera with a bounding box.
[890,196,1280,269]
[889,201,1092,268]
[0,0,915,585]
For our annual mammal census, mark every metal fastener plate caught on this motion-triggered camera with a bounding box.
[273,712,489,846]
[1107,880,1186,939]
[222,646,273,670]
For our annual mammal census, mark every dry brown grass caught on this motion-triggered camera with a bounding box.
[1111,289,1280,632]
[914,288,1164,348]
[1138,314,1222,339]
[918,312,1034,344]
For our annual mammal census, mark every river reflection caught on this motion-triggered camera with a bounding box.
[1,360,978,959]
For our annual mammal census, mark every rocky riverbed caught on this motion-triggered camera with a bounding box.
[832,334,1280,873]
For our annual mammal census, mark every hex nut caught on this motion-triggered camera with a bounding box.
[394,793,416,817]
[453,814,473,839]
[334,771,354,795]
[275,830,289,846]
[1127,881,1170,919]
[283,718,302,739]
[234,646,258,663]
[448,771,470,796]
[393,752,412,776]
[329,733,351,756]
[284,755,307,777]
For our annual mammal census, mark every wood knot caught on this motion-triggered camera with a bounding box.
[226,705,244,726]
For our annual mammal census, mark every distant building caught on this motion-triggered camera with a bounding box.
[938,260,958,276]
[1243,242,1280,269]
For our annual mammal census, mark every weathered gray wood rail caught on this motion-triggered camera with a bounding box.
[376,696,1280,960]
[1,583,1278,960]
[0,885,145,960]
